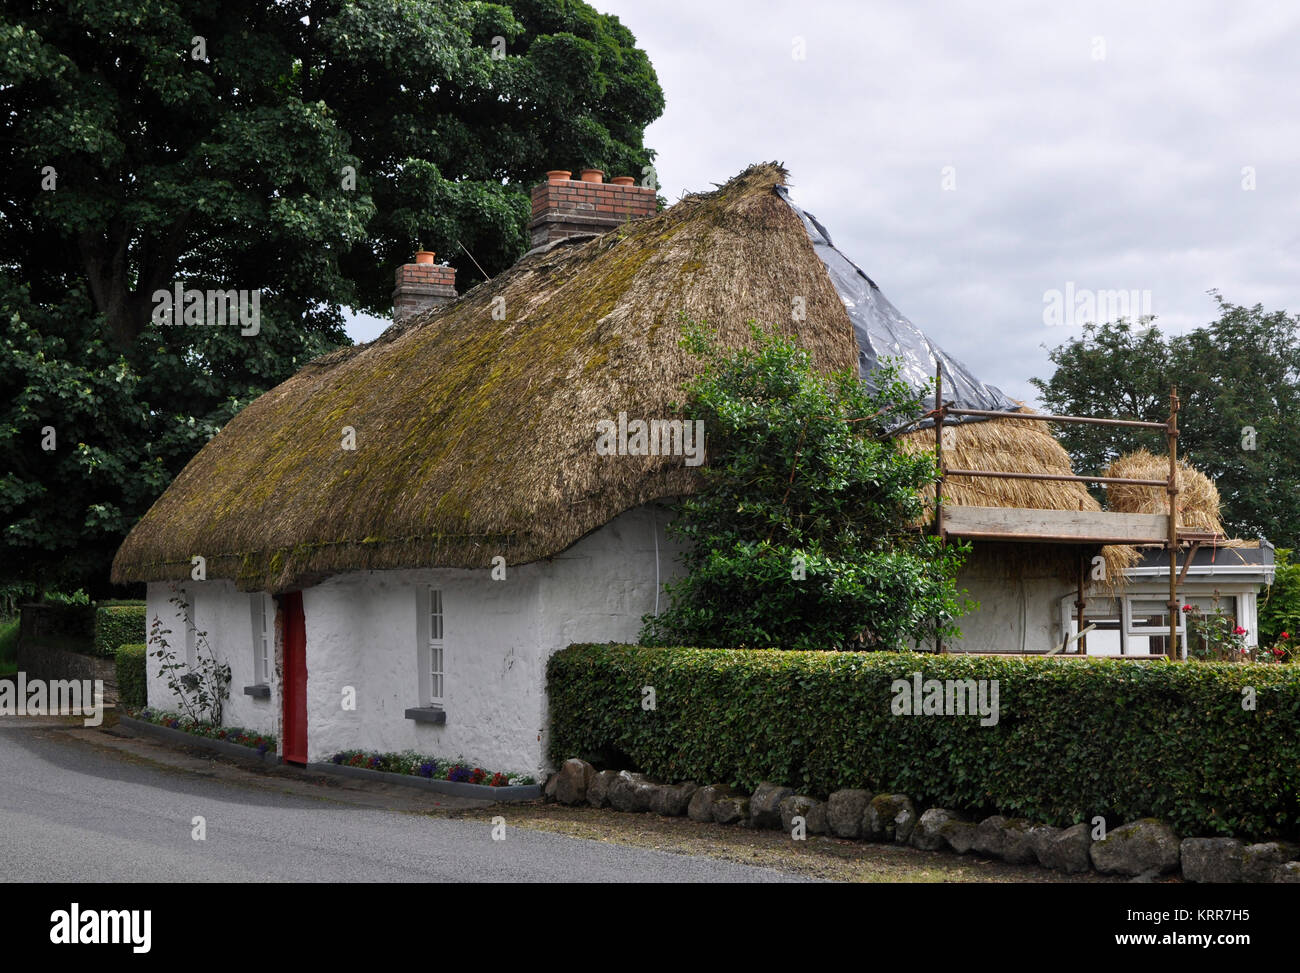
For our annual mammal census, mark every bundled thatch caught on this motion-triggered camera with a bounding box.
[113,164,861,592]
[897,411,1135,584]
[1103,449,1225,536]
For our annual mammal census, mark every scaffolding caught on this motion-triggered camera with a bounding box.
[929,366,1219,660]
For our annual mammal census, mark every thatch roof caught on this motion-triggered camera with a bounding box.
[113,162,1127,594]
[113,164,861,592]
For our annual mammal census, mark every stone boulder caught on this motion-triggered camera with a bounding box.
[911,809,966,851]
[1037,823,1092,874]
[827,789,873,839]
[712,795,751,826]
[649,781,699,817]
[1000,819,1049,865]
[587,769,621,808]
[543,773,559,803]
[749,782,795,829]
[1273,861,1300,883]
[864,794,917,844]
[779,795,828,835]
[687,783,741,823]
[1025,824,1061,865]
[1090,819,1181,876]
[553,758,596,805]
[972,815,1010,858]
[939,817,980,854]
[607,772,655,813]
[1240,842,1299,883]
[1180,838,1244,883]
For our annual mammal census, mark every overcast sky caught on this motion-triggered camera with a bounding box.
[348,0,1300,406]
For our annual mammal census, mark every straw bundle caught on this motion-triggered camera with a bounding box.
[1103,449,1224,536]
[897,411,1136,585]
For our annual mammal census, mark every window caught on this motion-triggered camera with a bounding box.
[250,593,272,685]
[1061,591,1244,657]
[419,587,445,708]
[1065,596,1123,656]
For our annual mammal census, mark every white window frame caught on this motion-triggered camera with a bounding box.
[1059,586,1257,658]
[250,592,273,685]
[417,587,445,709]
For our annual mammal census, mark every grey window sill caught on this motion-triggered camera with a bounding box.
[242,684,271,698]
[404,706,446,724]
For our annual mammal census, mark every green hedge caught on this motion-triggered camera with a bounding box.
[547,644,1300,840]
[115,643,147,710]
[94,603,146,658]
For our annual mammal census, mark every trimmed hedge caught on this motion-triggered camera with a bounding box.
[547,644,1300,840]
[94,603,146,658]
[116,643,147,710]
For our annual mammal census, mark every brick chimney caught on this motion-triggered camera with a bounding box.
[528,169,656,248]
[393,251,457,323]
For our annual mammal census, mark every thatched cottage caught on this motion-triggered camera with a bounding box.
[112,163,1227,775]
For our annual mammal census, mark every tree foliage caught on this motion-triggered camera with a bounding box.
[0,0,663,594]
[1030,294,1300,546]
[640,322,970,652]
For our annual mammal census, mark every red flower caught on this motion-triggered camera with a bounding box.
[1233,626,1247,636]
[1181,604,1193,613]
[1281,632,1289,640]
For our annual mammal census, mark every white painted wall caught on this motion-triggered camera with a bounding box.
[534,503,688,766]
[304,504,683,777]
[140,505,684,777]
[144,579,279,735]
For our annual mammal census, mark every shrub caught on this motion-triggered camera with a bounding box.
[1259,548,1300,648]
[94,602,146,657]
[547,643,1300,840]
[640,320,968,652]
[116,643,147,709]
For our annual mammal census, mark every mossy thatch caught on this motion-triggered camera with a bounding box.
[1103,449,1225,537]
[113,162,1149,595]
[112,164,861,592]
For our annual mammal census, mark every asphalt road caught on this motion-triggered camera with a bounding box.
[0,719,804,883]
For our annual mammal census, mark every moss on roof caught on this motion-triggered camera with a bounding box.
[112,163,861,592]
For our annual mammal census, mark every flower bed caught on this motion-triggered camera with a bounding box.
[134,707,275,756]
[327,749,534,787]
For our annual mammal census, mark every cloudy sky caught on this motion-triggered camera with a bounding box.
[352,0,1300,406]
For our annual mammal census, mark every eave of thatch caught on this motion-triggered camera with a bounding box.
[112,164,861,593]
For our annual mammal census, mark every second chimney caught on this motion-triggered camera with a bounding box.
[393,252,457,323]
[529,169,656,248]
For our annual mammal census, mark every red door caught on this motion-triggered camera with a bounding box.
[281,591,308,765]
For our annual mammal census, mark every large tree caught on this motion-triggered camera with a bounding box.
[0,0,663,595]
[1030,294,1300,546]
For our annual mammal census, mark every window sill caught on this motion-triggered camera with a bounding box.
[242,684,271,699]
[404,706,446,725]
